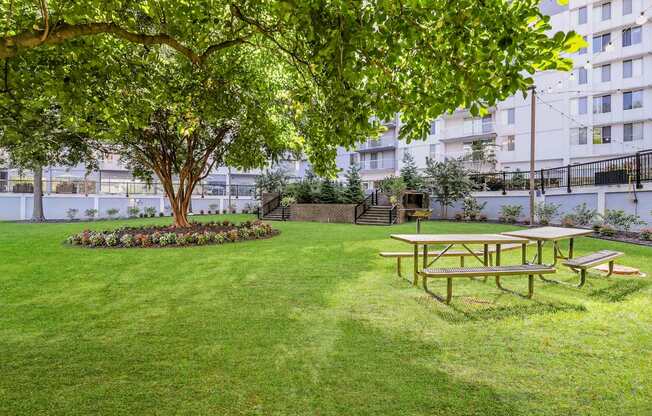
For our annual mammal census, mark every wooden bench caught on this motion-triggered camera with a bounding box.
[562,250,624,288]
[421,264,557,304]
[380,243,532,278]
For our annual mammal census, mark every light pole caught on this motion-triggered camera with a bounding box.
[529,86,536,226]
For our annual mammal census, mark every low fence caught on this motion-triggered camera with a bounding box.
[0,179,257,198]
[470,149,652,194]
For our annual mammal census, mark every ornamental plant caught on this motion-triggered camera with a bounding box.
[499,205,523,224]
[535,202,561,226]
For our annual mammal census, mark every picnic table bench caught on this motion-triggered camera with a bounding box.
[563,250,623,287]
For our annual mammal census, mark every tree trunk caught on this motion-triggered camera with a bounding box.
[158,174,194,228]
[32,166,45,222]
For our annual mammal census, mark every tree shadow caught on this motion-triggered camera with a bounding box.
[588,279,650,303]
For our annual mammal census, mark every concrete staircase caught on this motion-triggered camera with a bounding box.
[356,205,394,226]
[261,206,288,221]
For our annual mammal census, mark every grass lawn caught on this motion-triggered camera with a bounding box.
[1,216,651,415]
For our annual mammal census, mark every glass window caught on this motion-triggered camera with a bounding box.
[578,97,588,114]
[602,2,612,20]
[623,0,632,15]
[623,90,643,110]
[623,26,642,47]
[623,58,643,78]
[624,123,644,142]
[429,120,437,135]
[505,135,515,151]
[578,68,588,84]
[623,60,633,78]
[507,108,515,125]
[482,115,493,133]
[578,6,588,24]
[601,64,611,82]
[349,153,357,166]
[579,128,588,145]
[593,126,612,144]
[593,95,611,113]
[593,33,611,53]
[578,36,588,55]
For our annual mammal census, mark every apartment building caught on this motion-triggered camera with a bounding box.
[334,0,652,188]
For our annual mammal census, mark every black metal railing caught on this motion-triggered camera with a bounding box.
[470,149,652,194]
[354,189,378,223]
[0,179,257,198]
[389,204,398,225]
[260,194,281,218]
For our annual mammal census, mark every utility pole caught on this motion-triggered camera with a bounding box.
[529,86,536,226]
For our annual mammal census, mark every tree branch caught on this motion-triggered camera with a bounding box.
[0,21,248,64]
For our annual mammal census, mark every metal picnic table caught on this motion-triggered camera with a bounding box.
[501,226,594,284]
[390,234,531,286]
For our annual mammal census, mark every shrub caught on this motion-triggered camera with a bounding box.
[478,213,488,222]
[105,233,119,247]
[601,209,644,232]
[159,212,164,217]
[281,195,297,207]
[127,206,140,218]
[176,233,193,246]
[500,204,522,224]
[534,202,560,226]
[454,212,463,221]
[640,228,652,241]
[150,232,162,244]
[462,197,486,221]
[561,214,575,228]
[570,203,599,226]
[106,208,119,219]
[135,234,151,247]
[214,232,226,244]
[144,207,157,217]
[66,208,79,220]
[158,232,177,246]
[120,234,135,247]
[226,230,239,241]
[85,209,98,220]
[196,233,210,245]
[209,204,219,213]
[599,225,617,237]
[591,222,602,233]
[89,233,105,247]
[200,210,205,215]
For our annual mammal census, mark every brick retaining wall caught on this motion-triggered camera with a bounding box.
[290,204,356,223]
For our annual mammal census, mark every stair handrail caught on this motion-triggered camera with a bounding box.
[389,204,398,225]
[354,192,375,223]
[260,194,281,218]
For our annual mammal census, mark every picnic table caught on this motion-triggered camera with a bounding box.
[390,234,531,286]
[501,227,593,265]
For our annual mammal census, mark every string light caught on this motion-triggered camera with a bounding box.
[583,60,593,70]
[605,41,614,52]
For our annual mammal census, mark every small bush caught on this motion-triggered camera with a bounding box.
[159,212,164,217]
[209,204,219,213]
[144,207,157,217]
[478,213,488,222]
[105,233,119,247]
[561,214,576,228]
[535,202,560,226]
[127,206,140,218]
[158,233,177,246]
[591,222,602,233]
[462,197,487,221]
[89,233,105,247]
[120,234,135,247]
[640,228,652,241]
[66,208,79,220]
[599,225,617,237]
[454,212,463,221]
[200,210,205,215]
[106,208,119,219]
[601,209,644,232]
[500,204,522,224]
[570,203,599,226]
[281,196,296,207]
[85,209,98,220]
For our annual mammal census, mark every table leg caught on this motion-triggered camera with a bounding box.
[413,244,419,286]
[495,244,503,289]
[423,244,429,269]
[521,243,527,265]
[569,238,574,259]
[537,241,543,265]
[483,244,489,282]
[416,218,421,234]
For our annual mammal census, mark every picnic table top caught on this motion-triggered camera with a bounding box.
[390,233,530,245]
[501,226,593,241]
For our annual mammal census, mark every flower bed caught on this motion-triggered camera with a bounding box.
[66,220,278,248]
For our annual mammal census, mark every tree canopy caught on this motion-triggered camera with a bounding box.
[0,0,583,226]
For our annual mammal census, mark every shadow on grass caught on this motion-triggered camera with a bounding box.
[588,279,650,302]
[415,293,586,324]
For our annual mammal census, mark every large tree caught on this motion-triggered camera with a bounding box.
[1,0,584,227]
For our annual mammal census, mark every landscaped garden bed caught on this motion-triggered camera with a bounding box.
[66,220,278,248]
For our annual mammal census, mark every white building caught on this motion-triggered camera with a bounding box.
[335,0,652,188]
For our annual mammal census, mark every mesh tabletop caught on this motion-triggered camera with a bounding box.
[501,227,593,241]
[390,234,531,245]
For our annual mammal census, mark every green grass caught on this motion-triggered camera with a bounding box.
[1,216,651,415]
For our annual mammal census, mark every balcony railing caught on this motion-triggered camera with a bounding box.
[357,158,396,171]
[0,179,257,197]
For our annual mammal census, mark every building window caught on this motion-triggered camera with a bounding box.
[624,123,644,142]
[594,64,611,82]
[578,6,588,24]
[593,95,612,113]
[369,152,378,169]
[623,58,643,78]
[572,127,588,145]
[482,115,493,133]
[429,120,437,135]
[429,144,437,157]
[593,33,611,53]
[593,126,612,144]
[504,108,515,125]
[578,36,588,55]
[623,90,643,110]
[623,0,633,15]
[622,26,642,47]
[578,68,588,84]
[578,97,588,115]
[595,2,611,21]
[505,135,515,151]
[349,153,357,166]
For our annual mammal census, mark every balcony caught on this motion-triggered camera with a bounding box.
[357,158,396,171]
[356,137,398,152]
[440,121,496,142]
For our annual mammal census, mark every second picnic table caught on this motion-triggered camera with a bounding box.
[501,226,594,266]
[390,233,531,286]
